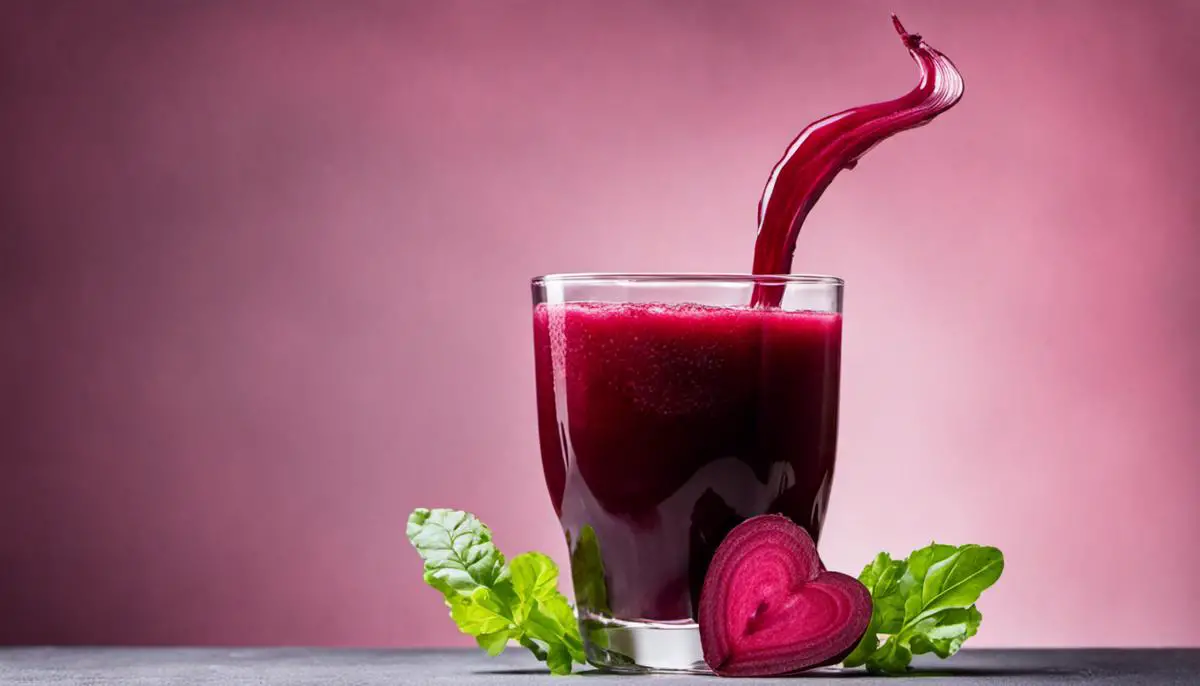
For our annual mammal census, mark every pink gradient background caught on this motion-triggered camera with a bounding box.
[1,0,1197,648]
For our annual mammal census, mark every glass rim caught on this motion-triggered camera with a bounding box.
[532,272,844,286]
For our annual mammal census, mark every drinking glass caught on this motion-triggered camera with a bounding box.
[531,274,844,673]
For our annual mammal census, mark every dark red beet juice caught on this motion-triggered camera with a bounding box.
[752,15,963,304]
[534,301,841,620]
[533,16,963,624]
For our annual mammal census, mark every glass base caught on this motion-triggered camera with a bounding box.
[580,613,710,674]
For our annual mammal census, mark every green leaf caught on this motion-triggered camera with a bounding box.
[448,587,513,636]
[900,543,958,622]
[570,525,610,615]
[915,546,1003,621]
[867,634,914,674]
[510,552,587,666]
[908,606,982,659]
[869,553,908,633]
[407,509,588,675]
[544,640,574,676]
[844,552,906,668]
[841,625,879,669]
[475,631,511,656]
[519,636,548,662]
[846,543,1004,674]
[868,606,982,673]
[509,553,561,623]
[407,508,507,599]
[544,596,586,663]
[521,603,582,674]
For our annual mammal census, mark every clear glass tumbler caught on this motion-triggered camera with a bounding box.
[531,274,844,673]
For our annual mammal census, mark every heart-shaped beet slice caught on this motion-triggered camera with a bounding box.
[698,515,871,677]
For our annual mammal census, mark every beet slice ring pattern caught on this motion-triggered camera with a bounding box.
[699,515,872,676]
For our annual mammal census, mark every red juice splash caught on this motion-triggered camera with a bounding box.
[530,15,963,630]
[751,15,963,303]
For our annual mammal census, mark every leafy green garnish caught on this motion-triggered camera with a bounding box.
[569,525,610,615]
[408,509,1004,676]
[844,542,1004,674]
[406,509,586,674]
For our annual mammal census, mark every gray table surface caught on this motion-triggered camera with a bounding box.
[1,648,1198,684]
